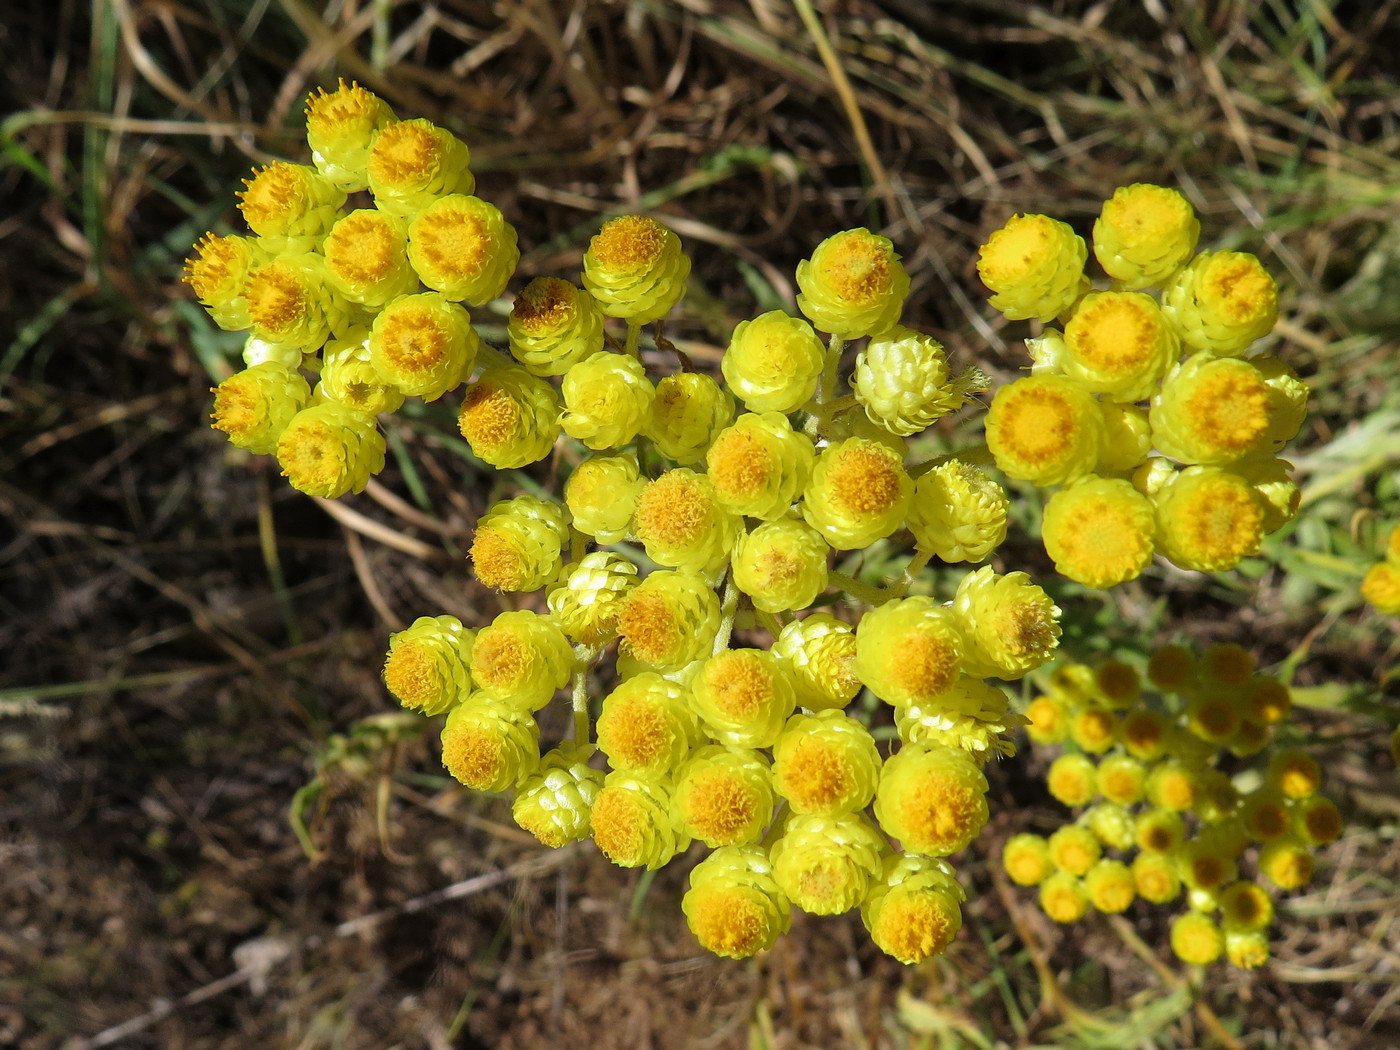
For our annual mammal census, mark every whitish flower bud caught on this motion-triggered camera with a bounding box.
[590,770,689,869]
[512,742,604,848]
[184,232,266,330]
[951,566,1061,680]
[596,672,704,775]
[581,215,690,324]
[316,329,405,416]
[508,277,605,376]
[210,362,311,454]
[1162,250,1277,355]
[721,310,825,412]
[245,252,347,352]
[240,334,303,370]
[615,570,720,672]
[369,292,478,401]
[469,494,569,592]
[547,552,638,646]
[894,676,1026,762]
[771,709,880,816]
[408,194,518,305]
[672,745,775,847]
[304,79,396,191]
[796,228,910,339]
[457,367,561,468]
[275,401,385,497]
[802,437,912,550]
[1092,184,1200,289]
[469,610,572,711]
[1151,354,1278,465]
[683,845,790,958]
[986,374,1103,486]
[770,811,888,915]
[646,372,734,465]
[1062,291,1179,402]
[1042,475,1156,588]
[237,162,345,252]
[862,854,965,964]
[633,468,740,575]
[560,351,655,450]
[771,613,860,711]
[382,614,474,715]
[855,597,963,707]
[322,209,419,307]
[907,460,1008,563]
[731,518,829,613]
[853,325,987,435]
[1153,465,1266,572]
[367,118,475,218]
[440,699,539,792]
[706,411,816,520]
[690,648,797,749]
[874,743,988,856]
[977,213,1088,322]
[563,453,644,543]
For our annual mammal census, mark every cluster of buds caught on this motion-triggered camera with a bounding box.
[1004,645,1340,968]
[977,185,1307,587]
[1360,523,1400,615]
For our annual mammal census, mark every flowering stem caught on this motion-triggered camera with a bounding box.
[624,321,642,360]
[821,333,845,403]
[713,573,741,655]
[756,609,786,641]
[890,549,934,599]
[475,341,515,374]
[828,569,889,608]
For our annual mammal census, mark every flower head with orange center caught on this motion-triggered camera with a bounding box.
[1038,872,1090,923]
[632,468,739,575]
[1135,808,1186,854]
[407,194,519,305]
[590,771,689,869]
[275,401,385,497]
[802,436,912,549]
[303,79,396,191]
[1259,836,1314,890]
[317,329,406,416]
[236,161,345,249]
[369,291,478,400]
[184,232,265,330]
[1293,796,1343,846]
[1047,825,1101,875]
[690,648,797,749]
[986,375,1104,486]
[321,208,419,306]
[614,570,719,672]
[1002,834,1053,886]
[1092,183,1200,288]
[507,277,604,377]
[210,362,311,454]
[1084,859,1136,914]
[671,746,775,847]
[730,518,830,613]
[1163,250,1278,356]
[581,214,690,324]
[1154,465,1266,572]
[795,228,910,338]
[682,846,790,958]
[873,743,989,857]
[439,699,540,792]
[1131,852,1181,904]
[770,810,888,915]
[977,212,1089,322]
[1171,912,1225,964]
[1152,354,1276,465]
[244,253,343,351]
[1025,693,1070,745]
[706,411,815,520]
[1062,291,1179,401]
[1046,753,1098,808]
[855,597,963,707]
[457,367,560,469]
[468,610,572,711]
[596,672,702,776]
[771,710,881,816]
[382,614,474,716]
[366,118,474,217]
[861,854,966,964]
[1362,561,1400,614]
[952,566,1062,680]
[469,494,569,592]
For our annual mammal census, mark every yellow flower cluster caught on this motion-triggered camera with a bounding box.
[1360,523,1400,615]
[977,184,1305,587]
[1005,645,1340,968]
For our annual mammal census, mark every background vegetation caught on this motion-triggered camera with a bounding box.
[3,0,1398,1046]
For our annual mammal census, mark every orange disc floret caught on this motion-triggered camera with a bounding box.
[1062,291,1178,402]
[1293,796,1343,846]
[1266,748,1322,801]
[1084,859,1136,914]
[672,746,775,847]
[369,291,478,401]
[1092,183,1199,289]
[986,375,1103,486]
[596,672,700,776]
[1041,476,1156,588]
[770,811,888,916]
[304,79,395,191]
[184,231,263,329]
[210,363,311,455]
[1154,466,1266,572]
[1162,250,1278,356]
[1069,702,1117,754]
[795,228,910,339]
[854,597,964,707]
[1120,706,1170,760]
[1045,753,1097,808]
[275,401,385,498]
[614,569,719,672]
[382,613,474,716]
[682,846,790,958]
[1240,788,1291,841]
[771,710,881,816]
[802,437,912,550]
[439,699,540,792]
[976,212,1088,323]
[690,648,796,749]
[245,253,339,351]
[1135,808,1185,854]
[1151,355,1275,465]
[1096,754,1147,806]
[468,610,573,711]
[861,856,965,964]
[1171,912,1224,965]
[323,209,418,306]
[407,194,518,305]
[1362,561,1400,614]
[633,468,738,575]
[1047,825,1101,876]
[367,118,475,215]
[590,771,689,870]
[1002,834,1052,886]
[1132,852,1181,904]
[237,161,344,243]
[456,367,560,469]
[1038,872,1090,923]
[874,744,989,857]
[1185,689,1243,744]
[1025,694,1070,745]
[581,215,690,324]
[1259,836,1314,890]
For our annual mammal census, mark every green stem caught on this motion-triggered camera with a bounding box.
[756,609,786,640]
[475,341,515,373]
[821,332,845,403]
[624,321,642,360]
[714,574,741,654]
[890,549,934,599]
[827,569,889,607]
[571,645,601,744]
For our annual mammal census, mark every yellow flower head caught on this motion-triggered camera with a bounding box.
[1225,928,1271,970]
[559,351,656,450]
[706,411,816,520]
[469,494,569,592]
[590,770,689,869]
[1025,693,1070,745]
[771,710,881,816]
[907,460,1008,563]
[581,214,690,324]
[1147,759,1199,812]
[690,648,797,749]
[771,613,861,711]
[721,310,826,413]
[1002,833,1053,886]
[457,367,560,469]
[1132,852,1182,904]
[210,362,311,454]
[1219,880,1274,932]
[1083,802,1136,851]
[369,291,478,401]
[1134,807,1185,854]
[853,325,987,435]
[1041,475,1156,589]
[366,118,475,218]
[468,610,573,711]
[275,401,385,497]
[646,372,735,466]
[855,597,964,707]
[770,811,888,915]
[1154,466,1266,572]
[795,228,910,338]
[731,518,830,614]
[1170,912,1224,965]
[563,453,644,543]
[894,677,1026,763]
[615,570,720,672]
[1084,859,1136,914]
[1162,250,1278,356]
[237,161,345,249]
[1096,754,1147,806]
[861,854,965,964]
[1045,753,1097,808]
[1047,825,1101,876]
[508,277,605,377]
[596,672,703,776]
[547,551,638,647]
[244,253,342,351]
[1063,291,1179,402]
[1239,788,1291,842]
[1362,561,1400,614]
[1151,354,1277,465]
[184,232,265,330]
[322,209,419,306]
[512,743,604,848]
[440,699,540,792]
[1092,183,1200,289]
[633,468,739,575]
[802,437,913,550]
[304,79,396,191]
[1148,643,1196,692]
[1038,871,1090,923]
[382,613,474,716]
[1179,839,1238,893]
[407,194,519,305]
[317,329,406,416]
[1069,702,1117,754]
[671,746,775,847]
[1292,795,1343,846]
[1258,836,1314,890]
[1185,688,1244,745]
[683,846,790,958]
[986,375,1104,486]
[951,566,1062,680]
[873,743,989,857]
[1093,660,1141,709]
[977,212,1088,322]
[1266,748,1322,801]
